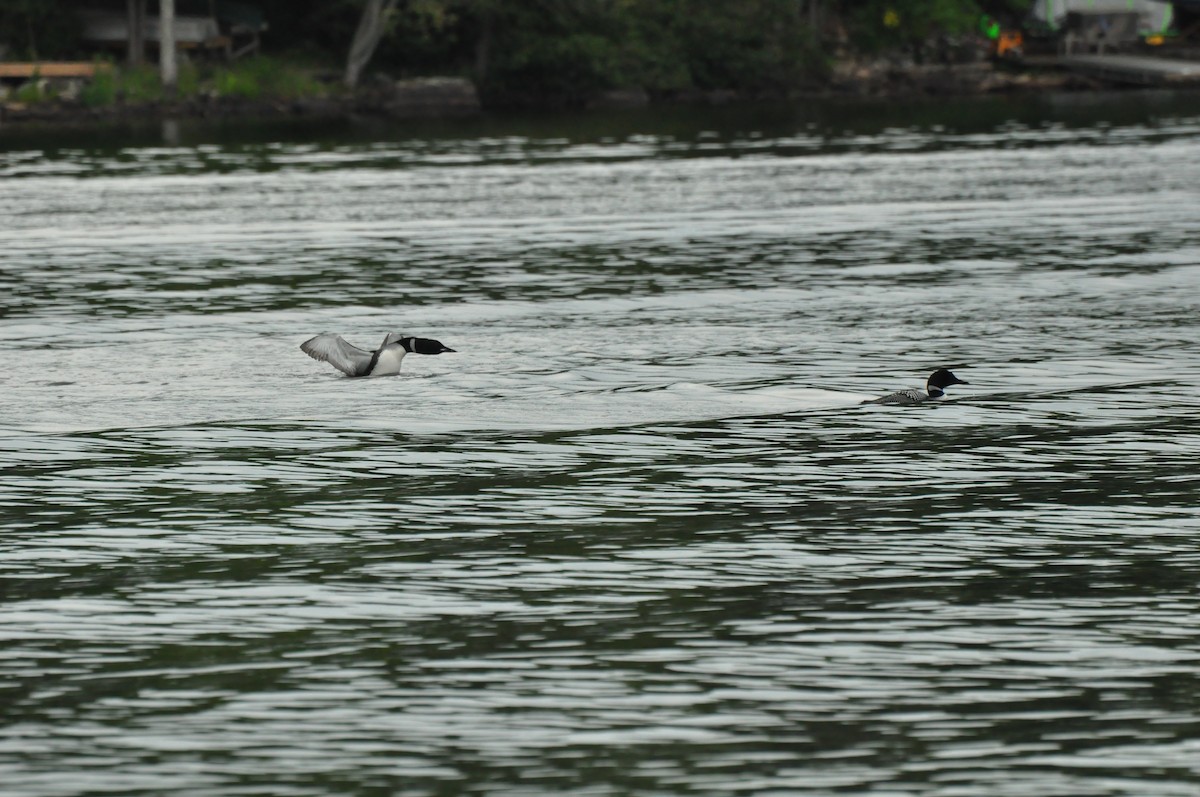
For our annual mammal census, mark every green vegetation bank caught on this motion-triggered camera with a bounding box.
[1,0,1035,113]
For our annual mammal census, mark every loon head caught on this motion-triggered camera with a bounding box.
[926,368,968,398]
[385,333,455,355]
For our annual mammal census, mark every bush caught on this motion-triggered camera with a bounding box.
[846,0,985,57]
[15,78,49,104]
[492,33,623,105]
[70,57,320,106]
[669,0,824,93]
[476,0,826,106]
[212,56,324,100]
[121,64,164,102]
[79,66,117,107]
[214,68,260,99]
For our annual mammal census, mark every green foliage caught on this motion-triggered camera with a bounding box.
[15,78,47,104]
[121,65,165,103]
[847,0,985,53]
[78,63,198,106]
[214,67,260,99]
[211,56,324,100]
[75,58,323,106]
[400,0,459,41]
[79,65,117,107]
[664,0,825,92]
[492,32,624,104]
[178,65,201,96]
[472,0,827,106]
[0,0,1031,111]
[75,60,320,108]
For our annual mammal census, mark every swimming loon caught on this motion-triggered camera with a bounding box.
[863,368,969,405]
[301,332,455,377]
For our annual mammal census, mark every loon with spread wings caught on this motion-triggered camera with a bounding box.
[301,332,455,377]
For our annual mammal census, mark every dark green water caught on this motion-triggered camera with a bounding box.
[3,91,1200,796]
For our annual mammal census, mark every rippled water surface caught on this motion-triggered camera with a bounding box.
[3,92,1200,796]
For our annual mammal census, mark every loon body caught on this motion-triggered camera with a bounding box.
[301,332,455,377]
[864,368,968,405]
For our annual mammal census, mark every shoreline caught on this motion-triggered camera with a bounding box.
[0,59,1190,131]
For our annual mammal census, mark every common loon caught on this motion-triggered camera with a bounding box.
[301,332,455,377]
[863,368,968,405]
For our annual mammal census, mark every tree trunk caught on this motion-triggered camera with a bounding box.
[160,0,177,94]
[127,0,146,66]
[345,0,400,89]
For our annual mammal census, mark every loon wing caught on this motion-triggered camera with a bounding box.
[863,388,926,405]
[300,334,374,377]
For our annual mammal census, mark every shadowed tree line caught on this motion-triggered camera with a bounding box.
[1,0,1032,107]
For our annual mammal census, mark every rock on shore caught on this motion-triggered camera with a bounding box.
[379,77,481,118]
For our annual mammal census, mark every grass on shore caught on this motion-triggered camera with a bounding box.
[50,56,331,107]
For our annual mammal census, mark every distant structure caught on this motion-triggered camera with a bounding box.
[80,1,267,61]
[1024,0,1200,85]
[1026,0,1173,39]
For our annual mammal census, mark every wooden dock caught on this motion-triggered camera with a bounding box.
[1059,54,1200,85]
[0,62,112,80]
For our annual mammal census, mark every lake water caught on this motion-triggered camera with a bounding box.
[3,91,1200,796]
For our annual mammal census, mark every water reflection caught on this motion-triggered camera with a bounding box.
[161,118,182,147]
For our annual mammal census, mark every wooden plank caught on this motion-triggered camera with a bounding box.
[0,63,114,79]
[1060,54,1200,84]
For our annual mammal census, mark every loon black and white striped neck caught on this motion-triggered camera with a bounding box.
[300,332,455,377]
[863,368,969,406]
